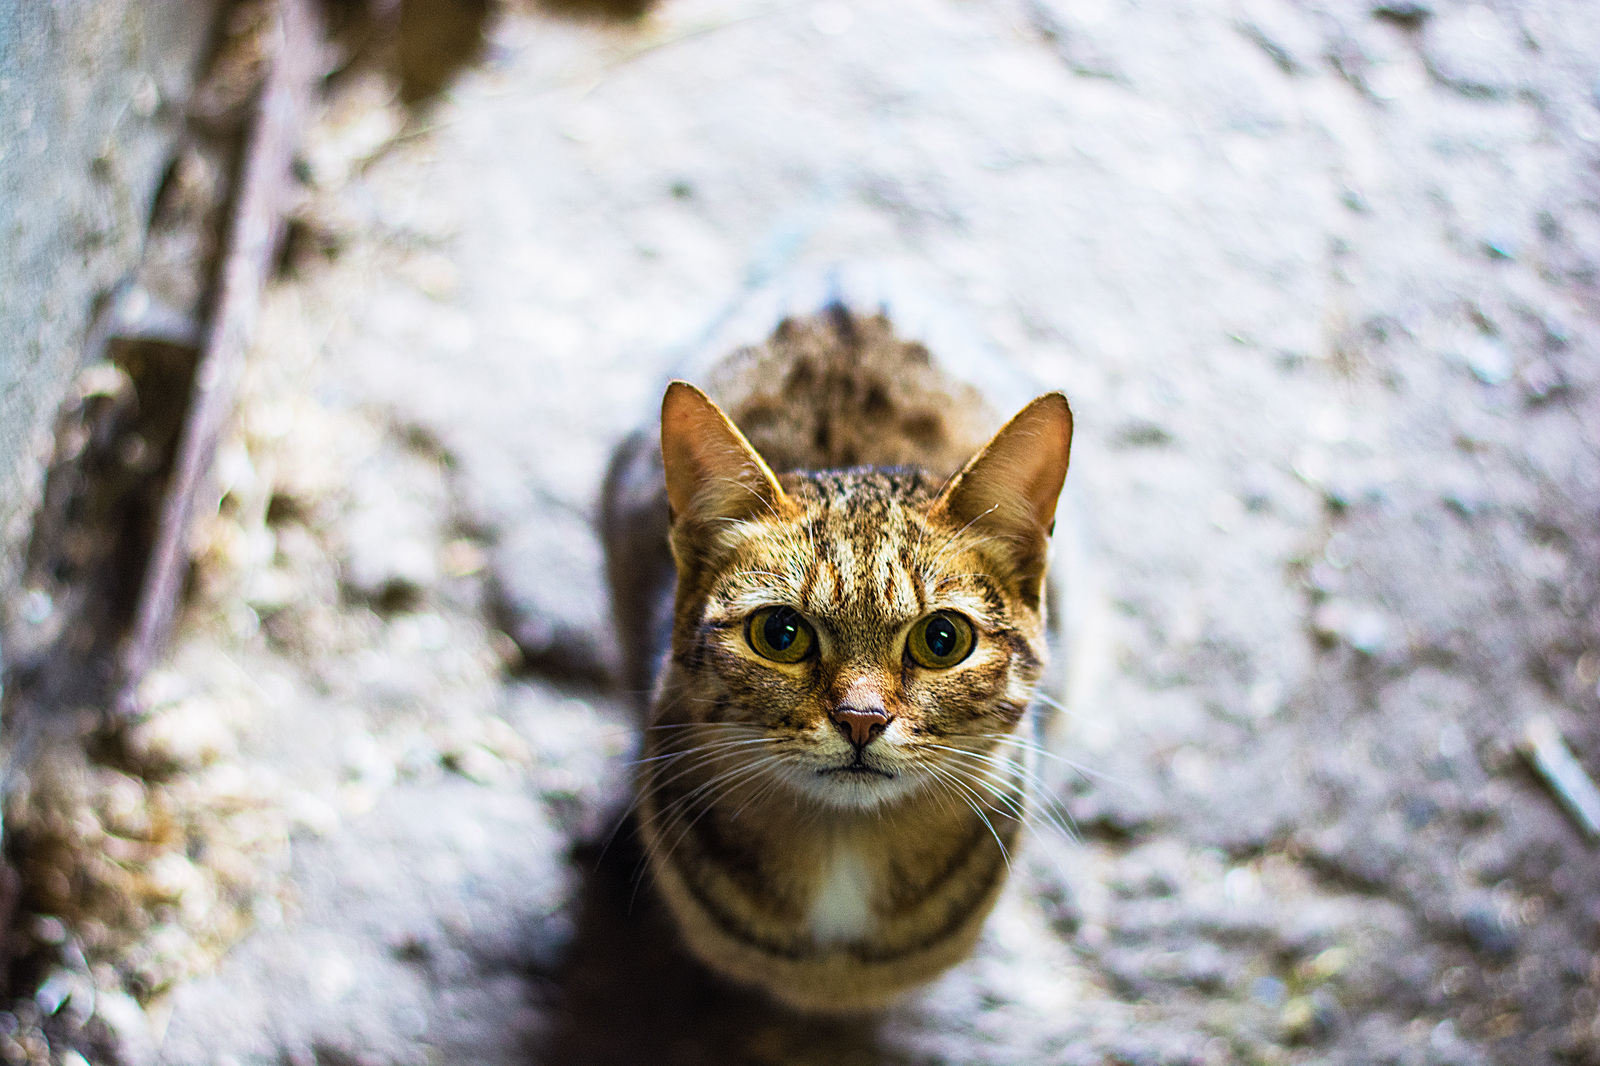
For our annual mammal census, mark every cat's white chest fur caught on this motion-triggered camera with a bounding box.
[806,844,876,945]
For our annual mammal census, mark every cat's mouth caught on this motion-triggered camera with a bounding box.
[821,761,894,779]
[796,754,919,808]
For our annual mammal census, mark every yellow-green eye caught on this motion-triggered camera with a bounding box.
[907,612,975,669]
[746,605,815,663]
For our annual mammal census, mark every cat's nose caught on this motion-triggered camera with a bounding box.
[831,707,891,749]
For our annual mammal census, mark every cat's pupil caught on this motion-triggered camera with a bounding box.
[764,607,801,651]
[926,615,958,658]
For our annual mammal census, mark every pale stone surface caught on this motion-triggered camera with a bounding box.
[136,0,1600,1061]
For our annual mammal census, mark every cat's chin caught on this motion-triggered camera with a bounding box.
[780,762,928,810]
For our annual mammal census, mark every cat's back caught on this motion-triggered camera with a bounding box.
[682,265,1035,476]
[697,303,993,478]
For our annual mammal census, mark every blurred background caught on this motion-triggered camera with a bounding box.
[1,0,1598,1062]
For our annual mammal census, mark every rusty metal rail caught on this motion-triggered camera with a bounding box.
[119,0,321,709]
[3,0,321,727]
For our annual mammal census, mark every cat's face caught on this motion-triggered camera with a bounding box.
[664,470,1047,810]
[653,383,1071,813]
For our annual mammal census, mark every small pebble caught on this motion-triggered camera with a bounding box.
[34,969,77,1016]
[1311,601,1390,654]
[20,588,52,625]
[1441,479,1492,518]
[1482,234,1517,260]
[1462,337,1513,385]
[1300,947,1351,984]
[33,916,67,945]
[1403,796,1438,830]
[1461,902,1517,958]
[1372,0,1432,23]
[1344,610,1389,654]
[441,744,507,786]
[1112,419,1173,448]
[1519,358,1567,403]
[1281,995,1317,1041]
[1252,974,1287,1007]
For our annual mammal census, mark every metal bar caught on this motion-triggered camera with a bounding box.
[117,0,321,709]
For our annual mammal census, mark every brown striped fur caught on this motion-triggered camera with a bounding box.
[601,307,1072,1012]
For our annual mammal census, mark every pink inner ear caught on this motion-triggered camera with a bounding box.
[937,392,1073,540]
[660,381,791,526]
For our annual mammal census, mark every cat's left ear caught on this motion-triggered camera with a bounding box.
[660,380,794,531]
[931,392,1073,589]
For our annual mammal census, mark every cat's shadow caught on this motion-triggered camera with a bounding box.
[535,819,897,1066]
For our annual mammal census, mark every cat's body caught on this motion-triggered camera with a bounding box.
[602,298,1072,1012]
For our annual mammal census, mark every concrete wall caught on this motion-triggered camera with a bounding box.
[0,0,219,611]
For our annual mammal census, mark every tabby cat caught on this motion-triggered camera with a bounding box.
[601,300,1072,1012]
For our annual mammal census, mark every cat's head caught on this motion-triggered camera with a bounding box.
[654,382,1072,811]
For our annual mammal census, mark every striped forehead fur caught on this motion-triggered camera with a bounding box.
[697,468,1015,630]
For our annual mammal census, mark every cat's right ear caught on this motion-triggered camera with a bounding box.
[930,391,1072,593]
[660,381,793,530]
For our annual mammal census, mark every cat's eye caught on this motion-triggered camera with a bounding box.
[906,612,975,669]
[746,605,816,664]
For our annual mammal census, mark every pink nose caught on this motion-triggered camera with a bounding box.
[830,707,890,748]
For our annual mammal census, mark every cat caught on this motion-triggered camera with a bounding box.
[600,298,1072,1012]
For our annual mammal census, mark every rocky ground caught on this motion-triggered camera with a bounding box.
[14,0,1600,1061]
